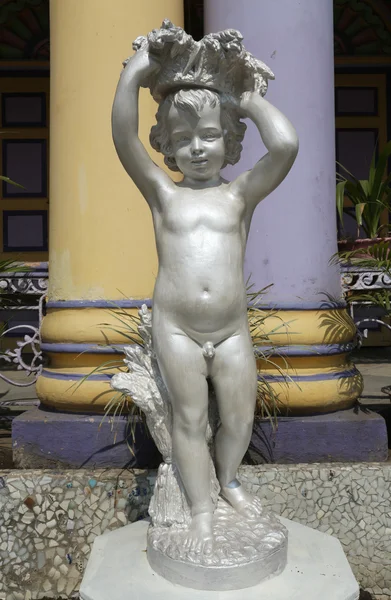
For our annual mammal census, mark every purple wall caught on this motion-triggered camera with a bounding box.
[205,0,342,307]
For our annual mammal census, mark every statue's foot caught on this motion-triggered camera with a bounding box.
[221,481,263,520]
[183,512,214,556]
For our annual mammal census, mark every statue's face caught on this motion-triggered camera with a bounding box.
[167,102,225,181]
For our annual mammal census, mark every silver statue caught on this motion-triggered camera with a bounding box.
[111,20,298,590]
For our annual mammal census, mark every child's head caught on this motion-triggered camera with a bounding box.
[150,88,246,176]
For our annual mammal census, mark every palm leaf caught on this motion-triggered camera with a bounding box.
[338,242,391,277]
[0,176,24,189]
[336,180,347,225]
[368,147,376,192]
[0,260,30,274]
[354,203,365,227]
[336,161,365,189]
[344,179,367,204]
[359,180,370,196]
[378,170,391,207]
[370,140,391,203]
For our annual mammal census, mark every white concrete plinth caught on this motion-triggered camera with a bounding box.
[80,518,360,600]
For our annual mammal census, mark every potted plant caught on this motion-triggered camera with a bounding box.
[338,241,391,308]
[336,140,391,251]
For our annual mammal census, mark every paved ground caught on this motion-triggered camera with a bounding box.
[0,368,39,405]
[0,369,39,468]
[352,347,391,408]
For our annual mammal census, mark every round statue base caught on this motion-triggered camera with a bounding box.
[147,499,288,591]
[80,516,360,600]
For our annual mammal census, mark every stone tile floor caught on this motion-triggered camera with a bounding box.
[353,347,391,404]
[0,368,39,469]
[353,347,391,462]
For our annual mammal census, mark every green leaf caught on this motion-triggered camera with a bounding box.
[371,140,391,202]
[368,147,376,191]
[378,170,391,206]
[344,179,367,204]
[359,180,370,196]
[0,260,30,274]
[338,241,391,278]
[354,203,365,227]
[336,180,347,225]
[0,176,24,189]
[336,161,364,188]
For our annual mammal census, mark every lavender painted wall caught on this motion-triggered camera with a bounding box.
[205,0,342,307]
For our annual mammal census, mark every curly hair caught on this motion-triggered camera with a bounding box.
[150,88,246,172]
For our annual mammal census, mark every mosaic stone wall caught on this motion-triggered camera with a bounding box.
[0,464,390,599]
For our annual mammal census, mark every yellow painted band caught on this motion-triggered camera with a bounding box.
[257,353,349,371]
[37,369,363,415]
[257,353,352,373]
[47,353,124,369]
[251,308,356,345]
[41,308,142,344]
[258,373,363,415]
[36,376,118,413]
[42,307,356,346]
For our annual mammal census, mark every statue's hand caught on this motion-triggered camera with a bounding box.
[238,91,259,116]
[223,91,254,117]
[122,46,160,82]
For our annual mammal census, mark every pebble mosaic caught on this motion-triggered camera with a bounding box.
[0,464,389,599]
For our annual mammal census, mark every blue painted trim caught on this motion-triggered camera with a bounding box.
[249,302,346,310]
[255,343,355,356]
[0,261,48,276]
[46,299,152,309]
[41,369,113,382]
[42,340,356,357]
[23,261,48,272]
[258,368,360,383]
[42,366,360,383]
[0,271,48,277]
[42,342,355,357]
[41,343,128,354]
[45,300,346,311]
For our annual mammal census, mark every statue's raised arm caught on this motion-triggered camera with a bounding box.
[111,43,174,208]
[230,91,299,211]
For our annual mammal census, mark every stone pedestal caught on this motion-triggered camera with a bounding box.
[12,406,161,469]
[249,409,389,464]
[80,518,359,600]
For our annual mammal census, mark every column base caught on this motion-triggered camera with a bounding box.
[12,406,161,469]
[249,408,388,464]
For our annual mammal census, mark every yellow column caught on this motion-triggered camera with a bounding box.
[37,1,183,412]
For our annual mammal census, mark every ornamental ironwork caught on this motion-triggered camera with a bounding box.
[0,264,47,397]
[341,266,391,292]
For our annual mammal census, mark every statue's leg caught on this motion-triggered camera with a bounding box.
[153,324,214,552]
[210,328,263,519]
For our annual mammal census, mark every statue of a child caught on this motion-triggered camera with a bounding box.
[112,29,298,556]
